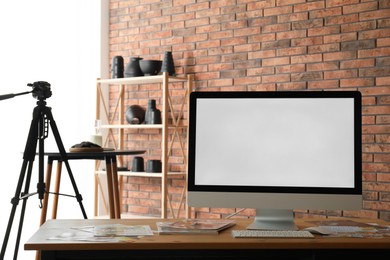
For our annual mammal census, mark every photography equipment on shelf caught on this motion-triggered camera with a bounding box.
[0,81,87,260]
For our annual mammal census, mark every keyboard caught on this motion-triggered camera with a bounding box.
[231,229,314,238]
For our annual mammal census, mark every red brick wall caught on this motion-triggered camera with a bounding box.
[109,0,390,221]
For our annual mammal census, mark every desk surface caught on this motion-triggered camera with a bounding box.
[25,218,390,252]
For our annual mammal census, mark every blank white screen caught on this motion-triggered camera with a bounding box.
[194,98,355,188]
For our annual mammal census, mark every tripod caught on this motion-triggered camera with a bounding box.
[0,81,87,260]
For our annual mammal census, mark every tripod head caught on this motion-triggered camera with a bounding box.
[27,81,52,100]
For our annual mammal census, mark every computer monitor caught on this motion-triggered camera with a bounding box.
[187,91,362,230]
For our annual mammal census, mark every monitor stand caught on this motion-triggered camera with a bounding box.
[247,209,298,230]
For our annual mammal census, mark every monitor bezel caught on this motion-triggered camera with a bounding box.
[188,91,362,196]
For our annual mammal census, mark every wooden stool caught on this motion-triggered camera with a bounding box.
[39,150,145,225]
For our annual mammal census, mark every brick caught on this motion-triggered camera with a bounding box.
[308,26,340,37]
[234,43,261,52]
[249,83,277,91]
[233,77,260,85]
[292,71,323,81]
[323,51,356,61]
[249,33,276,43]
[249,49,276,59]
[277,46,306,56]
[340,78,375,87]
[196,24,221,34]
[221,20,247,30]
[276,0,306,6]
[325,14,359,26]
[291,36,323,46]
[247,67,275,76]
[308,43,340,53]
[277,29,307,40]
[377,115,390,124]
[308,80,339,89]
[276,64,306,74]
[221,5,246,15]
[340,58,375,69]
[310,7,342,19]
[379,96,390,105]
[247,0,275,10]
[261,39,291,50]
[294,1,325,12]
[307,62,339,71]
[221,53,248,62]
[185,1,209,12]
[359,47,390,58]
[377,57,390,67]
[323,32,357,43]
[204,0,229,7]
[376,135,390,143]
[208,63,234,71]
[210,14,235,24]
[378,18,390,28]
[341,21,376,33]
[209,30,234,40]
[360,9,390,21]
[278,12,308,23]
[196,40,220,49]
[172,12,195,22]
[197,8,220,18]
[343,2,378,14]
[378,38,390,47]
[184,34,207,43]
[207,78,233,87]
[234,27,261,37]
[292,19,323,30]
[185,17,209,27]
[263,23,291,33]
[363,125,390,136]
[277,82,307,90]
[291,54,322,64]
[264,6,293,17]
[236,10,263,20]
[377,77,390,86]
[360,68,390,77]
[324,69,357,79]
[262,74,290,83]
[262,57,290,66]
[327,0,359,7]
[359,29,390,40]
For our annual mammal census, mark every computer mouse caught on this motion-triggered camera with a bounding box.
[303,226,333,235]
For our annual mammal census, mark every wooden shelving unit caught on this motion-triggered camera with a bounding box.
[95,72,193,218]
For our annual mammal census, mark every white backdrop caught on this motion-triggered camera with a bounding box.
[0,1,105,259]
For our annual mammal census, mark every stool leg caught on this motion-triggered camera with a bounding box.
[40,159,53,226]
[52,161,63,219]
[37,158,54,260]
[111,156,121,219]
[94,161,99,217]
[105,157,115,219]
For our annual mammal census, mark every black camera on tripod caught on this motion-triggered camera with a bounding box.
[28,81,52,100]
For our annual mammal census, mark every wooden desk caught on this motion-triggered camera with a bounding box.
[26,218,390,260]
[40,150,145,223]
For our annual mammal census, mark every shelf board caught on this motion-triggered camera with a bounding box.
[95,170,186,177]
[97,75,188,85]
[100,124,163,129]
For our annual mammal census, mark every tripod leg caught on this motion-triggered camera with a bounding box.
[1,107,40,260]
[13,162,34,260]
[0,161,30,260]
[45,107,87,219]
